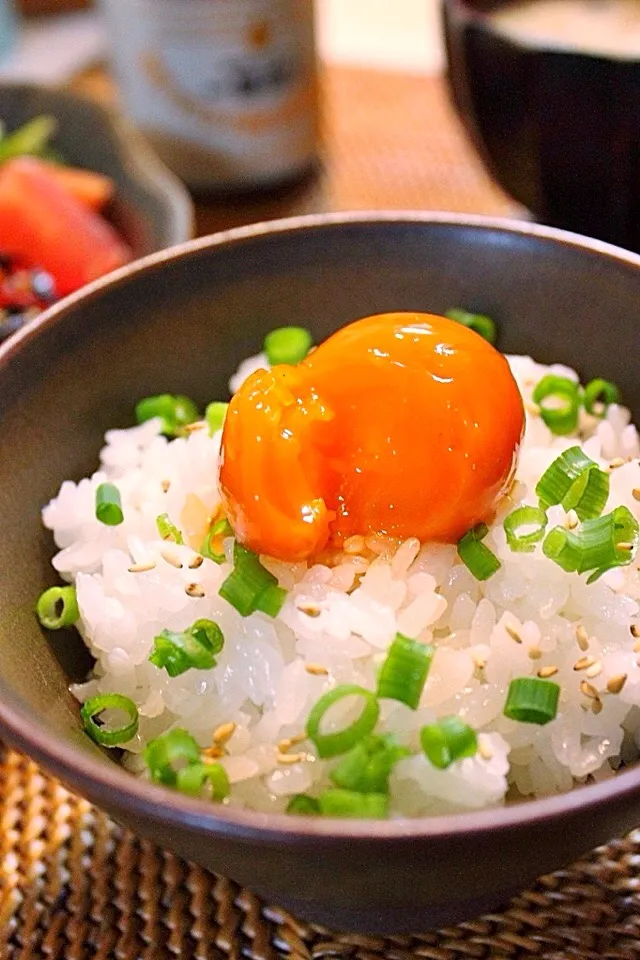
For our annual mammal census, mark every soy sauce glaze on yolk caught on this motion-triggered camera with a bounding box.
[219,312,525,562]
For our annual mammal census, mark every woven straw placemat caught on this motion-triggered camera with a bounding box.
[4,65,638,957]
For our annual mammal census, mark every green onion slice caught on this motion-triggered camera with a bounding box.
[95,482,124,526]
[175,762,230,801]
[200,517,232,563]
[135,393,200,436]
[144,728,201,785]
[219,542,287,617]
[532,375,581,435]
[420,716,478,769]
[156,513,184,544]
[318,788,389,818]
[81,693,139,747]
[583,378,620,416]
[457,523,501,581]
[445,308,497,344]
[149,619,224,677]
[329,734,410,793]
[536,446,609,521]
[543,505,638,579]
[503,677,560,725]
[376,633,434,710]
[264,326,313,365]
[306,684,380,759]
[0,114,57,163]
[286,794,321,815]
[504,505,547,553]
[205,401,229,436]
[36,585,79,629]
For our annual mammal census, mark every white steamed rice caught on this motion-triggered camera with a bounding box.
[42,353,640,816]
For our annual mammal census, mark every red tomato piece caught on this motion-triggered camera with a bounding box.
[0,157,131,296]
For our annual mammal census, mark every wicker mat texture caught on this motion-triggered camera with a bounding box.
[2,65,637,958]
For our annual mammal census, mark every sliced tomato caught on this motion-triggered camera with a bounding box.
[41,162,115,212]
[0,156,132,296]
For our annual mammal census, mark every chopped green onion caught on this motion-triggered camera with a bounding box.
[329,734,410,793]
[201,518,232,563]
[175,762,230,801]
[149,619,224,677]
[535,446,610,521]
[144,728,201,785]
[205,401,229,435]
[81,693,139,747]
[504,505,548,553]
[95,482,124,526]
[420,716,478,769]
[584,378,620,416]
[532,375,581,435]
[535,446,609,522]
[286,794,321,815]
[219,542,287,617]
[264,326,313,365]
[503,677,560,725]
[36,585,79,629]
[376,633,434,709]
[457,523,501,580]
[0,115,57,163]
[317,788,388,818]
[445,308,496,344]
[306,684,379,759]
[156,513,184,544]
[135,393,200,436]
[543,505,638,579]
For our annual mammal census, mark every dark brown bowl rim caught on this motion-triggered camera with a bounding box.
[443,0,640,63]
[1,210,640,842]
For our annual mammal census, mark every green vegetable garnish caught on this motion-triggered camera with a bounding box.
[457,523,501,581]
[36,584,79,629]
[503,677,560,725]
[264,326,313,365]
[95,482,124,526]
[81,693,139,747]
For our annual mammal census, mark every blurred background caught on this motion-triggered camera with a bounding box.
[0,0,519,239]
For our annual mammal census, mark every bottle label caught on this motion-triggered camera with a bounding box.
[103,0,318,187]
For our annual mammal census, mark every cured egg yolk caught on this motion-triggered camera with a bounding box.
[219,312,525,562]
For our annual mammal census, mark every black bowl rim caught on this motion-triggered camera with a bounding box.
[443,0,640,64]
[1,209,640,843]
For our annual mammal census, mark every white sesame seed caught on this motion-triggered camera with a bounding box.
[297,603,321,618]
[606,674,627,695]
[576,625,589,651]
[585,661,602,679]
[161,549,183,569]
[591,698,603,715]
[276,752,305,765]
[528,647,542,661]
[161,479,171,493]
[609,457,626,469]
[185,583,205,598]
[580,680,599,700]
[127,560,157,573]
[188,555,204,569]
[573,655,596,671]
[564,510,579,530]
[537,665,558,678]
[632,488,640,502]
[631,624,640,638]
[305,663,329,676]
[183,420,207,433]
[213,722,236,745]
[617,542,634,552]
[505,625,522,643]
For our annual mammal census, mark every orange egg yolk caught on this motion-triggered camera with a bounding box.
[219,312,525,562]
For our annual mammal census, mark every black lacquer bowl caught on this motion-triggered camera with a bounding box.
[442,0,640,252]
[0,213,639,934]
